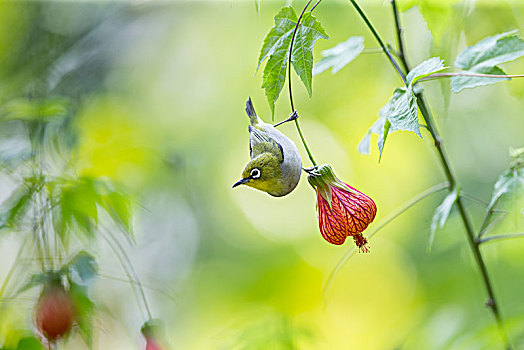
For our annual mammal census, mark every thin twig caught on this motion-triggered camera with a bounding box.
[323,182,449,299]
[420,72,524,82]
[479,233,524,245]
[101,229,152,320]
[478,213,506,239]
[347,0,407,81]
[0,236,30,299]
[390,0,408,70]
[98,273,177,303]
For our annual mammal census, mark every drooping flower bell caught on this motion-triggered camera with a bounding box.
[141,319,166,350]
[307,164,377,252]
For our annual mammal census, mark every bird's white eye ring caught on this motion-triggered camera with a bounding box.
[251,168,261,179]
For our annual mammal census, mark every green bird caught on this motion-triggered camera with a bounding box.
[232,98,302,197]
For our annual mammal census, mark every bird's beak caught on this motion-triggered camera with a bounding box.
[232,178,249,188]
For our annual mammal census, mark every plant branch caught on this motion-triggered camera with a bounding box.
[390,0,409,72]
[323,182,449,299]
[420,72,524,82]
[479,233,524,244]
[387,0,510,347]
[287,0,318,167]
[348,0,407,82]
[478,213,506,238]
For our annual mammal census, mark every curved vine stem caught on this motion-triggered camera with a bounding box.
[323,182,449,299]
[287,0,318,167]
[101,228,153,321]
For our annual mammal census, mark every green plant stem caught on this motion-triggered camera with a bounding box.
[102,228,152,320]
[479,233,524,244]
[0,237,29,299]
[287,0,318,167]
[324,182,449,298]
[479,213,506,238]
[348,0,406,83]
[388,0,510,347]
[420,72,524,82]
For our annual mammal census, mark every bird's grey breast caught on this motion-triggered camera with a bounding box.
[259,123,302,195]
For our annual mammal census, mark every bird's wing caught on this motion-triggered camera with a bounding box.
[249,125,284,163]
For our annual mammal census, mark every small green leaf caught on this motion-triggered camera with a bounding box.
[259,7,297,117]
[357,132,371,155]
[385,87,420,137]
[291,12,328,96]
[313,36,364,75]
[3,98,69,121]
[69,281,95,348]
[429,187,459,250]
[488,160,524,210]
[357,99,398,157]
[59,177,99,240]
[99,189,133,236]
[16,337,45,350]
[406,57,446,86]
[17,273,47,294]
[452,31,524,93]
[0,181,35,232]
[258,6,327,117]
[67,251,98,287]
[378,119,391,162]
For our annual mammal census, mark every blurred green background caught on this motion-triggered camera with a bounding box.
[0,0,523,349]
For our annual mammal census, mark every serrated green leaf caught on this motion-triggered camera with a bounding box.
[258,7,297,70]
[291,12,328,96]
[99,188,133,236]
[258,6,327,117]
[488,168,524,210]
[259,7,297,117]
[452,31,524,92]
[0,181,35,232]
[429,187,459,250]
[313,36,364,75]
[385,87,420,137]
[406,57,446,86]
[67,251,98,287]
[60,177,99,240]
[358,99,398,157]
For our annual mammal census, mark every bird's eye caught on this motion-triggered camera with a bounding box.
[250,168,261,179]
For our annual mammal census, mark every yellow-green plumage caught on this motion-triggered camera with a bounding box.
[233,98,302,197]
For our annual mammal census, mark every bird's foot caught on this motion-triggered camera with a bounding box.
[302,166,318,174]
[273,110,299,127]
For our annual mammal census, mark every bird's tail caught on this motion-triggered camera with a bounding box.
[245,97,260,125]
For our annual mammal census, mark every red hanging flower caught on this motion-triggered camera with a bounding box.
[307,165,377,252]
[35,283,75,342]
[141,319,166,350]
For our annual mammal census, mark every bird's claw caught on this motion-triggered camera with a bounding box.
[273,110,299,128]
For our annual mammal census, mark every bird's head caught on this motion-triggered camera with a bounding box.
[232,154,282,194]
